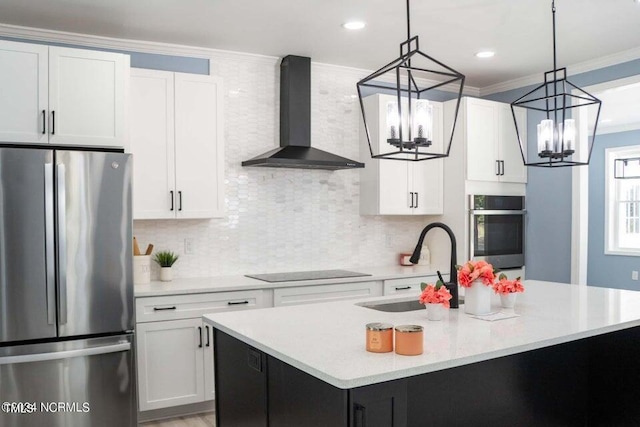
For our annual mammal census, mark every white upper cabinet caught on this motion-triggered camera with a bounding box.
[130,68,176,219]
[174,72,224,219]
[0,41,48,144]
[129,69,224,220]
[464,97,527,184]
[360,94,444,216]
[0,40,128,148]
[49,47,127,147]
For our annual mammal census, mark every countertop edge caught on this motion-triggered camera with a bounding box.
[134,266,449,297]
[203,314,640,389]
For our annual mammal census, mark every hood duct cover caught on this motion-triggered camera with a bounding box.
[242,55,364,170]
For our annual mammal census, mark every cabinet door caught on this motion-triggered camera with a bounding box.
[129,69,176,219]
[350,380,408,427]
[465,98,499,182]
[174,73,224,218]
[411,102,443,215]
[136,318,205,411]
[378,158,411,214]
[499,105,527,183]
[203,323,216,402]
[0,41,48,144]
[49,47,127,147]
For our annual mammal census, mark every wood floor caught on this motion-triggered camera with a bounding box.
[140,412,215,427]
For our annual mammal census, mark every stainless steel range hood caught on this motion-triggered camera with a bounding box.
[242,55,364,170]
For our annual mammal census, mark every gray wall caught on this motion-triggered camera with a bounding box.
[484,59,640,284]
[587,129,640,290]
[0,36,209,74]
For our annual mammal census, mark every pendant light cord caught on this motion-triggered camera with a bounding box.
[406,0,411,40]
[551,0,558,137]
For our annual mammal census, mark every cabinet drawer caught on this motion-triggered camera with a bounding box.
[136,290,267,322]
[383,275,448,295]
[273,281,382,307]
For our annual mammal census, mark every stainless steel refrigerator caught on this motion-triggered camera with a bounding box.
[0,147,135,427]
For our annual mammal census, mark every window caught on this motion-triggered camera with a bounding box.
[606,146,640,255]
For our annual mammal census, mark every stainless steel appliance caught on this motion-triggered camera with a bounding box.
[469,195,525,269]
[0,147,135,427]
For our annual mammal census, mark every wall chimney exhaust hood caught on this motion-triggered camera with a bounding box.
[242,55,364,170]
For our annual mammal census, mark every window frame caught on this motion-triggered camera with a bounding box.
[605,145,640,256]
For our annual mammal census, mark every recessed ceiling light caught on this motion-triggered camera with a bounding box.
[601,118,613,123]
[476,51,495,59]
[343,21,366,30]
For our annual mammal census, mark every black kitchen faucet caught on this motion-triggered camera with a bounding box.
[410,222,459,309]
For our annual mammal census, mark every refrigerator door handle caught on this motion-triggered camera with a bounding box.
[0,342,131,366]
[44,161,56,325]
[56,163,68,325]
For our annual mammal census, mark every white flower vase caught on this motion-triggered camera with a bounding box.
[464,279,492,315]
[160,267,173,282]
[500,293,517,309]
[426,303,446,321]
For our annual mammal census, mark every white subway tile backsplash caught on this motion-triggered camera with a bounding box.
[134,54,436,279]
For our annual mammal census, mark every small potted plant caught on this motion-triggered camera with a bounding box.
[492,273,524,309]
[153,251,179,282]
[456,260,498,315]
[419,280,452,321]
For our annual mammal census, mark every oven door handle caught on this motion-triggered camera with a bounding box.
[470,209,527,215]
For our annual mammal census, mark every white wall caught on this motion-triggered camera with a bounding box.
[134,53,446,279]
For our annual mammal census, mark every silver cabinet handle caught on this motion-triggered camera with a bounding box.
[0,342,130,365]
[56,163,68,325]
[44,162,55,325]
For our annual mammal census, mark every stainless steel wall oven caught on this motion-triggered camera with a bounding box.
[469,195,525,270]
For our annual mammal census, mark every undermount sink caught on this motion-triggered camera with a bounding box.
[357,296,464,312]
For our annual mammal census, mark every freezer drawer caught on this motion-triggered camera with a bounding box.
[0,334,136,427]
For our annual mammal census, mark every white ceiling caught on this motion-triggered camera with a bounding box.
[589,81,640,133]
[0,0,639,88]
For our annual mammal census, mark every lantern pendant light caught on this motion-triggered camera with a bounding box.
[510,0,602,167]
[357,0,465,161]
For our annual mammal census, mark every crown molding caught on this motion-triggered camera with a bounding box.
[0,23,481,96]
[0,22,280,64]
[480,45,640,97]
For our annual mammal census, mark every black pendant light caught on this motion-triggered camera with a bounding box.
[615,158,640,179]
[357,0,465,161]
[510,0,602,167]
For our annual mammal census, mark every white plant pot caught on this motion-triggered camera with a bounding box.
[500,293,517,309]
[426,303,447,321]
[464,279,492,315]
[160,267,173,282]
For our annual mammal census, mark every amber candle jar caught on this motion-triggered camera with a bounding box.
[366,323,394,353]
[394,325,424,356]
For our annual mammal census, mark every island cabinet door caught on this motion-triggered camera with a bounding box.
[268,356,348,427]
[350,380,408,427]
[214,330,268,427]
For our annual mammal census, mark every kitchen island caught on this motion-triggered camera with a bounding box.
[204,281,640,426]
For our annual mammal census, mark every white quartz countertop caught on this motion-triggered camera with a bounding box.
[203,281,640,389]
[134,265,443,297]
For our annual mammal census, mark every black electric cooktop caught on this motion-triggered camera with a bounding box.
[246,269,371,283]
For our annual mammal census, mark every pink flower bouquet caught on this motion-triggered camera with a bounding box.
[456,260,497,288]
[419,281,452,308]
[492,274,525,295]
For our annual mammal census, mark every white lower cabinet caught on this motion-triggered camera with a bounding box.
[136,318,208,411]
[383,275,447,295]
[273,281,382,307]
[135,290,267,412]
